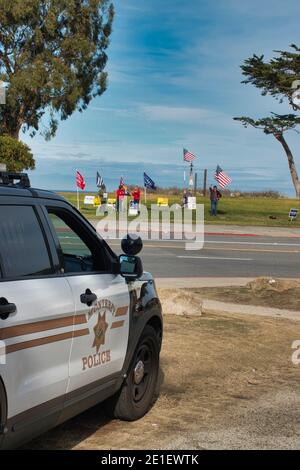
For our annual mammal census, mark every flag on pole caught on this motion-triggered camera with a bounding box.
[76,170,86,190]
[214,165,232,188]
[120,176,124,186]
[144,172,156,190]
[183,148,196,162]
[96,171,103,188]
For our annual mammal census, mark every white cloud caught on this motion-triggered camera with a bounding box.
[139,105,225,122]
[89,103,236,127]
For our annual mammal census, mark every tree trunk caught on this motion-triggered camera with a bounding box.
[11,127,21,140]
[2,121,21,140]
[275,133,300,198]
[11,118,22,140]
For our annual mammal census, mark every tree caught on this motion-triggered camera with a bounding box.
[0,135,35,171]
[234,114,300,198]
[235,45,300,198]
[0,0,114,140]
[240,45,300,111]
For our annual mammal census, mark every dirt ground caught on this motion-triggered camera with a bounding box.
[192,278,300,312]
[26,309,300,450]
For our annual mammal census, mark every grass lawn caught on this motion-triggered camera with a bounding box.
[192,286,300,311]
[58,191,300,227]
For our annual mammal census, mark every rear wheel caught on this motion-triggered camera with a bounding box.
[106,325,160,421]
[0,380,7,449]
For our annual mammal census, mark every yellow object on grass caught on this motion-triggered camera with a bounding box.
[157,197,169,207]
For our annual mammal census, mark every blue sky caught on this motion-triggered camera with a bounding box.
[23,0,300,195]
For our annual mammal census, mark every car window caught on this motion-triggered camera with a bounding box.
[47,209,107,274]
[0,205,53,278]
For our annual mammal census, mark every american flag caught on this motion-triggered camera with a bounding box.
[214,165,232,188]
[120,175,124,186]
[76,170,86,190]
[183,148,196,162]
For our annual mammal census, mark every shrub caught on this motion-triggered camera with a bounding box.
[0,135,35,172]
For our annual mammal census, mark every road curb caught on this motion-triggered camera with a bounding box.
[90,219,300,239]
[205,232,258,237]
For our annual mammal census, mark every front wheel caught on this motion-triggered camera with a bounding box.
[106,325,160,421]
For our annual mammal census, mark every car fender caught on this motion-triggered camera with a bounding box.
[120,273,163,384]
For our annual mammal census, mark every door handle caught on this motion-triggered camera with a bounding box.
[0,298,16,320]
[80,289,97,307]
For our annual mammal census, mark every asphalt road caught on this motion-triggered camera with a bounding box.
[108,235,300,278]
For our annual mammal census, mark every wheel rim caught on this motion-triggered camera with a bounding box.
[132,343,153,404]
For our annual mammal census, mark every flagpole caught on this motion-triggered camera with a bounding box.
[77,185,79,210]
[144,186,147,205]
[76,169,79,211]
[189,161,193,189]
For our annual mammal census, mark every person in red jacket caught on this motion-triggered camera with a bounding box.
[132,186,141,212]
[116,185,125,212]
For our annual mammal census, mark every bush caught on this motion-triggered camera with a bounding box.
[238,190,283,198]
[0,135,35,172]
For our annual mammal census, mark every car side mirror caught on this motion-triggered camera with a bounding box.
[119,254,143,280]
[121,234,143,255]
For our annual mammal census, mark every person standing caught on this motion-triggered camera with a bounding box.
[116,184,125,212]
[132,186,141,212]
[182,189,188,208]
[209,185,222,216]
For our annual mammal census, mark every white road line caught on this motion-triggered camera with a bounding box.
[177,255,253,261]
[205,240,300,247]
[107,239,300,247]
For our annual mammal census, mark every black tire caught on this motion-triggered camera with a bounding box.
[0,379,7,449]
[106,325,160,421]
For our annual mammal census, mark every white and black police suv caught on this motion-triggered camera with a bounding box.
[0,172,163,449]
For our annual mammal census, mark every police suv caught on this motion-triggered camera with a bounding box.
[0,172,163,449]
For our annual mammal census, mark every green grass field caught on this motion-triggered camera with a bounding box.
[59,191,300,227]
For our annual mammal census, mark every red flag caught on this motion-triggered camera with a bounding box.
[76,171,86,190]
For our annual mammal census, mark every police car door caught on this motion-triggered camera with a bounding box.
[45,206,130,393]
[0,203,74,422]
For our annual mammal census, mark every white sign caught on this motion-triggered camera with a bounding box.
[292,80,300,108]
[0,81,6,105]
[289,208,298,220]
[84,195,95,205]
[187,196,196,210]
[129,207,138,216]
[129,200,138,216]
